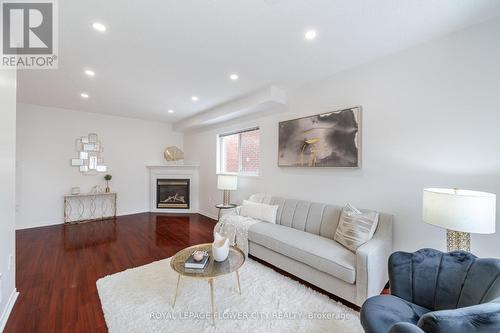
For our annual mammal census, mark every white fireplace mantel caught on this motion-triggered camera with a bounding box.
[147,165,199,214]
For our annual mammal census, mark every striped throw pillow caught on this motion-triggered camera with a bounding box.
[334,204,379,252]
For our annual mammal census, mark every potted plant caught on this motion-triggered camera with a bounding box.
[104,174,112,193]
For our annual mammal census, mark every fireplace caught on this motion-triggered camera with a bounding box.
[148,166,199,213]
[156,179,190,209]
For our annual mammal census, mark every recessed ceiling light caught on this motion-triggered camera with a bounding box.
[92,22,107,32]
[191,96,199,101]
[168,109,174,114]
[229,74,239,81]
[304,29,317,41]
[80,93,89,98]
[84,69,95,77]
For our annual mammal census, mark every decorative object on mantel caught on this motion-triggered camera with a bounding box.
[70,187,80,195]
[164,146,184,165]
[423,188,496,251]
[71,133,108,174]
[217,174,238,207]
[64,192,117,224]
[104,174,112,193]
[278,106,361,167]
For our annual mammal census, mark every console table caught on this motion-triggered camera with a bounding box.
[64,192,117,223]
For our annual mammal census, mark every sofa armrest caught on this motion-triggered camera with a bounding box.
[356,214,393,305]
[418,300,500,333]
[388,323,425,333]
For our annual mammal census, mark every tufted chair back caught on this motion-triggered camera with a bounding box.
[389,248,500,311]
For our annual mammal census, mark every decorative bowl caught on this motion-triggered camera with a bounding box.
[192,251,204,262]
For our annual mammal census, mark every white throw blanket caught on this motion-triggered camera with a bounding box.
[214,211,260,256]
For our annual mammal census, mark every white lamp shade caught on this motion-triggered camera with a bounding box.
[217,174,238,190]
[423,188,496,234]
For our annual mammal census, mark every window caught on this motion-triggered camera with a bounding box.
[218,127,260,175]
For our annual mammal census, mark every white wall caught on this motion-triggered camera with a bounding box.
[184,18,500,258]
[0,70,18,330]
[16,104,183,229]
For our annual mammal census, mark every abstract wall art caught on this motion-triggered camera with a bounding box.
[278,107,361,167]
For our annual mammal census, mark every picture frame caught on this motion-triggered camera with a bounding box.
[278,106,361,168]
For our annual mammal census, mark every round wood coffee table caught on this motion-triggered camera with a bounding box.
[170,243,245,326]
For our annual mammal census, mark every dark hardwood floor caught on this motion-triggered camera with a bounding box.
[6,212,360,332]
[5,213,216,333]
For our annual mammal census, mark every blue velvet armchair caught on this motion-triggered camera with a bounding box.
[360,248,500,333]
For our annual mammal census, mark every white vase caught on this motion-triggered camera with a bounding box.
[212,232,230,262]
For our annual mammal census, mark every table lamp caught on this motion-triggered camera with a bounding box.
[422,188,496,252]
[217,174,238,207]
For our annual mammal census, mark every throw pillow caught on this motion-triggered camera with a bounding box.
[248,193,266,203]
[334,204,379,252]
[239,200,278,224]
[248,193,272,204]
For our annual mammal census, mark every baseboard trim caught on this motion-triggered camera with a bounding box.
[198,210,218,221]
[16,218,62,230]
[17,210,218,231]
[16,210,149,230]
[0,289,19,332]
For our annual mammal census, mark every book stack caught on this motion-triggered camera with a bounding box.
[184,252,209,271]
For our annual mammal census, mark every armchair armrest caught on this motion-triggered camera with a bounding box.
[356,214,393,305]
[388,323,425,333]
[418,300,500,333]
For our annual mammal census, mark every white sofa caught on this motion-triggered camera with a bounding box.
[226,194,393,307]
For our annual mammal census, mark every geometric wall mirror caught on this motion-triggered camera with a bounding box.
[70,133,107,174]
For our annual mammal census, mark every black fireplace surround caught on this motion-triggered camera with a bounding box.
[156,179,190,209]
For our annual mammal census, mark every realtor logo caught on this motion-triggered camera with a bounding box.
[1,0,58,69]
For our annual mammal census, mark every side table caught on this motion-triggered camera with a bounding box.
[215,203,237,221]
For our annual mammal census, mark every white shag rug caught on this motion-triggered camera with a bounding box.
[96,257,363,333]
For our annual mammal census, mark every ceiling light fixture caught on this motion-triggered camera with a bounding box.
[304,29,317,41]
[84,69,95,77]
[191,96,199,101]
[92,22,107,32]
[229,74,239,81]
[168,109,174,114]
[80,93,89,98]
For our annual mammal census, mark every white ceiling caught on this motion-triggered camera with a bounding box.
[17,0,500,123]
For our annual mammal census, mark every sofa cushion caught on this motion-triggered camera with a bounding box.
[248,222,356,284]
[268,196,342,239]
[360,295,431,333]
[334,204,379,253]
[249,193,273,204]
[240,200,278,223]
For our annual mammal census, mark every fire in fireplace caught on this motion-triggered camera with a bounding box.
[157,179,190,209]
